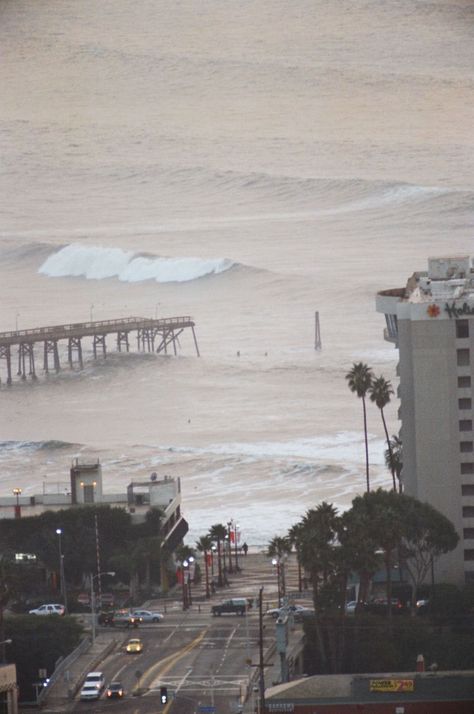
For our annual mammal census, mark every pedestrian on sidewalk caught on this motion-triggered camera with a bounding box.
[242,542,248,556]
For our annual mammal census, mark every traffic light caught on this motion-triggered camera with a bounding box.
[160,686,168,704]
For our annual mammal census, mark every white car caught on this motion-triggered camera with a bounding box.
[80,682,101,701]
[265,604,314,621]
[29,603,65,616]
[131,609,164,623]
[80,671,105,700]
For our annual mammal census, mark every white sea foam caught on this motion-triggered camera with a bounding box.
[38,244,235,283]
[164,432,387,466]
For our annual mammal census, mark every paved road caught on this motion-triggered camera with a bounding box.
[70,611,263,713]
[62,552,309,714]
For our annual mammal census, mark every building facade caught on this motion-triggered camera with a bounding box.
[0,461,188,553]
[376,255,474,585]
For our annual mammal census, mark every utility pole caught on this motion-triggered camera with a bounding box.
[258,587,265,714]
[314,311,322,350]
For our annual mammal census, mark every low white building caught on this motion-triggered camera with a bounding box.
[0,460,188,551]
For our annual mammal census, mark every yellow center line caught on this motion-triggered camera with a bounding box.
[137,627,208,695]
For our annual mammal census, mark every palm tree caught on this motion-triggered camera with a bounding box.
[196,535,213,598]
[266,536,292,604]
[288,523,304,591]
[385,435,403,493]
[209,524,227,587]
[369,375,396,491]
[346,362,374,492]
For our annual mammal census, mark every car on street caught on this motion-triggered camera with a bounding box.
[265,604,314,621]
[28,603,65,616]
[106,681,124,699]
[211,598,248,616]
[99,609,142,627]
[126,638,143,654]
[80,682,102,701]
[80,671,105,700]
[131,608,164,623]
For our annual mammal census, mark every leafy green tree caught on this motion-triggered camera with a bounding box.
[400,498,459,613]
[5,615,83,702]
[346,362,374,492]
[369,375,396,491]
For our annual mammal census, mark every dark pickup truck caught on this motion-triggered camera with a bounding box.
[211,598,248,616]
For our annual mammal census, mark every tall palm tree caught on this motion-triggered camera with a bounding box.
[209,523,227,587]
[369,375,396,491]
[346,362,374,492]
[266,536,292,604]
[385,435,403,493]
[288,523,304,591]
[196,535,213,599]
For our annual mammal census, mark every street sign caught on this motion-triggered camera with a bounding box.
[198,706,216,713]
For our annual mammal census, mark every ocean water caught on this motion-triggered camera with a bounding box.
[1,0,473,548]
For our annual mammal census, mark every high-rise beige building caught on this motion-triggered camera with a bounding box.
[376,255,474,585]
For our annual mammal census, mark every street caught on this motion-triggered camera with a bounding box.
[69,552,304,713]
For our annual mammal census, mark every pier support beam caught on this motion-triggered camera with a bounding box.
[0,345,12,385]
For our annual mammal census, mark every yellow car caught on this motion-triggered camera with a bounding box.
[126,638,143,654]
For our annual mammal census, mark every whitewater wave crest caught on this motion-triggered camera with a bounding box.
[39,244,236,283]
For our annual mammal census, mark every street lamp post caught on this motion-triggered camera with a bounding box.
[90,304,94,322]
[181,561,189,611]
[12,488,22,519]
[188,557,195,606]
[226,522,234,574]
[272,558,282,607]
[234,522,240,572]
[55,529,68,613]
[90,571,115,643]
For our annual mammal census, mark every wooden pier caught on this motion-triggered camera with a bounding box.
[0,316,199,385]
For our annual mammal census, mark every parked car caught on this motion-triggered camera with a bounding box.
[265,604,314,621]
[366,598,406,615]
[125,638,143,654]
[212,598,248,616]
[131,609,164,623]
[106,681,124,699]
[29,603,65,616]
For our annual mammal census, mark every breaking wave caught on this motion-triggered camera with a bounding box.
[38,244,236,283]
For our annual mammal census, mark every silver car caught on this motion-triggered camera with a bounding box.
[131,609,164,623]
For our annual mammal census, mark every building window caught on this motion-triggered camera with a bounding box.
[457,320,470,339]
[459,376,472,388]
[461,441,474,453]
[464,550,474,561]
[463,485,474,495]
[461,463,474,475]
[459,398,472,410]
[463,506,474,517]
[460,420,473,432]
[457,349,470,367]
[464,528,474,539]
[456,320,469,338]
[465,571,474,583]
